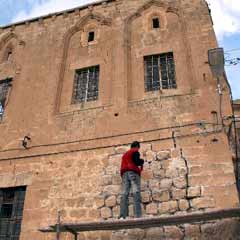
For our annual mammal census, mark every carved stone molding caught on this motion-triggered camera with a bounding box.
[122,0,195,101]
[54,12,112,114]
[125,0,179,25]
[0,31,24,78]
[0,31,25,50]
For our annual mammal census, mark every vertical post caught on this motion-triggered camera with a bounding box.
[56,211,61,240]
[172,131,177,148]
[216,77,223,126]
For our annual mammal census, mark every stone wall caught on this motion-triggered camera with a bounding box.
[0,0,239,239]
[0,0,232,149]
[99,145,209,220]
[0,133,238,239]
[233,100,240,154]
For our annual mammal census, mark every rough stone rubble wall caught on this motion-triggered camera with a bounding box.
[100,145,209,219]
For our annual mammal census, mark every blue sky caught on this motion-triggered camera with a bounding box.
[0,0,239,99]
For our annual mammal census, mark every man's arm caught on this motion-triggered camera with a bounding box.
[132,152,144,166]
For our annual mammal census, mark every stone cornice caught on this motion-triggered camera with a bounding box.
[0,0,116,30]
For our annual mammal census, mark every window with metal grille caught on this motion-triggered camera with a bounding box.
[0,186,26,240]
[144,52,177,92]
[72,65,99,104]
[0,79,12,121]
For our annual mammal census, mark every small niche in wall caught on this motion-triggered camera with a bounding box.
[211,111,218,124]
[7,50,12,61]
[152,18,160,29]
[88,31,95,42]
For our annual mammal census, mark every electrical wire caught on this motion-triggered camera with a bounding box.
[224,51,240,66]
[225,57,240,66]
[225,48,240,53]
[0,121,222,154]
[0,128,223,162]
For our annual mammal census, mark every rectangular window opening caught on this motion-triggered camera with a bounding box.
[144,52,177,92]
[0,78,12,121]
[88,32,95,42]
[152,18,160,29]
[72,65,99,104]
[7,51,12,61]
[0,186,26,239]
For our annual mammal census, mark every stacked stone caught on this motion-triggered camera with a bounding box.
[98,143,215,221]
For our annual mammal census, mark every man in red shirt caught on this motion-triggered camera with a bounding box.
[119,141,144,219]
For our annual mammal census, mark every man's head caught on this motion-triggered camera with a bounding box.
[131,141,140,149]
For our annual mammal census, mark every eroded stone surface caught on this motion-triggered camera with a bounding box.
[0,0,238,239]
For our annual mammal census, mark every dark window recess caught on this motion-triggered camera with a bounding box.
[0,79,12,121]
[88,31,95,42]
[0,186,26,240]
[72,65,99,104]
[237,128,240,145]
[211,111,218,124]
[152,18,160,28]
[144,52,177,92]
[7,51,12,61]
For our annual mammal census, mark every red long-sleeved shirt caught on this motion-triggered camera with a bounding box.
[120,148,144,176]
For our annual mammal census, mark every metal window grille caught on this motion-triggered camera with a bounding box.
[72,65,99,104]
[0,186,26,240]
[0,79,11,120]
[144,52,177,92]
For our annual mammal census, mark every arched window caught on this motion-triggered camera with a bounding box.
[0,78,12,120]
[2,45,14,62]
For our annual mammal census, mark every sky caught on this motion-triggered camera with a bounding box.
[0,0,239,99]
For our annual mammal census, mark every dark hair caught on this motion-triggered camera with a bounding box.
[131,141,140,148]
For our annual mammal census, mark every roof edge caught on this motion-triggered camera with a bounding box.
[233,99,240,105]
[0,0,116,29]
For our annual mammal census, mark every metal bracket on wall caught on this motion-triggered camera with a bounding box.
[56,211,78,240]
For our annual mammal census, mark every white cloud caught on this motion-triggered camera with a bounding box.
[207,0,240,39]
[11,0,96,23]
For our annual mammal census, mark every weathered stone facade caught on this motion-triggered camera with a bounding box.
[233,99,240,190]
[233,99,240,151]
[0,0,239,239]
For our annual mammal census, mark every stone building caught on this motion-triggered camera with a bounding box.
[0,0,239,239]
[233,99,240,182]
[233,99,240,147]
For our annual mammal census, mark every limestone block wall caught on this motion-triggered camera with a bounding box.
[0,0,232,149]
[0,0,239,239]
[0,132,238,240]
